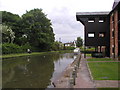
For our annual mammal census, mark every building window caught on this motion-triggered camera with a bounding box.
[88,20,94,23]
[99,32,105,37]
[88,18,95,23]
[88,33,95,37]
[99,17,105,23]
[112,47,115,53]
[112,15,114,22]
[99,20,104,23]
[112,30,114,38]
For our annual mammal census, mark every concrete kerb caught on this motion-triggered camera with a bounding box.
[54,54,82,88]
[69,54,82,88]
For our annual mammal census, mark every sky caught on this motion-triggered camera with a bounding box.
[0,0,114,43]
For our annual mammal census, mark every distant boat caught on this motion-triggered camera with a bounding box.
[74,48,80,55]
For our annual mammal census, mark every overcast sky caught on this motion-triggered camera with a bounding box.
[1,0,114,43]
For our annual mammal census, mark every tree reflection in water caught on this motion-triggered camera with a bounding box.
[2,52,75,88]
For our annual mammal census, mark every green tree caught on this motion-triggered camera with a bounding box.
[2,11,22,44]
[51,41,63,51]
[1,24,15,43]
[76,37,83,47]
[21,8,55,51]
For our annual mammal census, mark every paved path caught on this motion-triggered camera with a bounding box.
[74,55,95,88]
[94,80,119,88]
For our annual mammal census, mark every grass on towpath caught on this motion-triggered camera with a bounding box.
[1,50,73,59]
[88,61,119,80]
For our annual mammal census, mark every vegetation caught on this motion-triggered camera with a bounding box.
[1,24,15,43]
[21,9,54,51]
[76,37,83,47]
[2,43,31,54]
[88,62,119,80]
[87,58,113,61]
[80,47,95,51]
[2,11,21,44]
[1,50,73,59]
[51,41,63,51]
[97,88,119,90]
[86,54,92,57]
[65,46,75,50]
[1,9,76,55]
[1,9,53,54]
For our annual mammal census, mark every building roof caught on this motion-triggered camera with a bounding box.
[76,12,110,16]
[112,0,120,9]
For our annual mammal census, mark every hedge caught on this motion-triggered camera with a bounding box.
[2,43,31,54]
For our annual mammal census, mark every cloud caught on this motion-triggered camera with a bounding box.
[47,7,84,43]
[1,0,114,43]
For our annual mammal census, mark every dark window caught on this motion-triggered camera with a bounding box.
[112,14,114,22]
[112,30,114,38]
[112,47,115,53]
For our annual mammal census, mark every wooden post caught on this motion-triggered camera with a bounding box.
[84,46,86,58]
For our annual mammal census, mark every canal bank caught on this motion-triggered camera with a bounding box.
[54,53,95,88]
[1,50,73,59]
[54,53,81,88]
[54,53,119,88]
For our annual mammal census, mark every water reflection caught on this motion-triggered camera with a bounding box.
[2,52,75,88]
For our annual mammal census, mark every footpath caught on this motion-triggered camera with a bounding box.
[74,55,95,88]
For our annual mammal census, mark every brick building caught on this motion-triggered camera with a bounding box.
[76,0,120,59]
[110,0,120,59]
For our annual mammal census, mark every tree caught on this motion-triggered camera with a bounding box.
[2,11,22,44]
[1,24,15,43]
[76,37,83,47]
[21,8,55,51]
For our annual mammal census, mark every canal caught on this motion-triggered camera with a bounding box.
[2,52,76,88]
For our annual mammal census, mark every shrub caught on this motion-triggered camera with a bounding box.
[92,52,105,58]
[65,46,75,50]
[2,43,23,54]
[21,43,31,53]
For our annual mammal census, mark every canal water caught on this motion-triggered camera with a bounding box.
[2,52,76,88]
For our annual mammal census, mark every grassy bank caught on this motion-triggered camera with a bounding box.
[87,58,113,61]
[88,62,119,80]
[1,50,73,59]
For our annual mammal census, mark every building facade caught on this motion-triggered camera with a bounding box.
[76,0,120,59]
[109,1,120,59]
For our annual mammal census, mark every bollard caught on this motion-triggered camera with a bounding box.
[72,69,76,85]
[69,77,74,85]
[74,65,77,77]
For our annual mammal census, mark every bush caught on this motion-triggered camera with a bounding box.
[65,46,75,50]
[21,43,31,53]
[92,52,105,58]
[2,43,22,54]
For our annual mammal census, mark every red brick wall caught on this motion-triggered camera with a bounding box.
[110,10,118,59]
[110,14,113,58]
[114,10,118,59]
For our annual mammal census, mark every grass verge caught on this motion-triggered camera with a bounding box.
[87,58,113,61]
[97,88,119,90]
[88,62,119,80]
[1,50,73,59]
